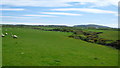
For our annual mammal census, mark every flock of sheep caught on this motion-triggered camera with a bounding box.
[1,32,18,39]
[2,30,23,54]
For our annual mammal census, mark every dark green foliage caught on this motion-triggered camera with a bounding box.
[107,40,120,49]
[67,28,119,49]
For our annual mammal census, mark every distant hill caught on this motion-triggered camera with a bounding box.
[1,24,112,28]
[74,24,111,28]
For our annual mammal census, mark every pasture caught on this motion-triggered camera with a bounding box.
[82,29,119,41]
[99,30,119,41]
[2,27,118,66]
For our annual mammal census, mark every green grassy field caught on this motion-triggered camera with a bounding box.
[99,30,119,41]
[83,29,119,41]
[2,27,118,66]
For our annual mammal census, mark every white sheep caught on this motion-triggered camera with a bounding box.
[12,35,18,39]
[5,33,8,35]
[1,34,5,37]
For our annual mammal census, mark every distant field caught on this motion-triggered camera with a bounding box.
[2,27,118,66]
[83,29,119,41]
[99,30,119,41]
[34,27,56,30]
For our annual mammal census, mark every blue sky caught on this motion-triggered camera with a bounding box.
[0,0,119,28]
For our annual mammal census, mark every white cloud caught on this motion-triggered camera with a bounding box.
[0,15,57,18]
[0,22,43,25]
[0,0,72,7]
[24,15,57,17]
[0,16,12,17]
[0,0,119,7]
[51,8,117,15]
[40,12,82,16]
[97,23,118,28]
[0,22,69,26]
[0,16,27,18]
[0,8,25,11]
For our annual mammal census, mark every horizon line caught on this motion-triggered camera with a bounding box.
[0,23,118,28]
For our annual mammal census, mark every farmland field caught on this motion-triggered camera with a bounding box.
[99,30,119,41]
[82,29,119,41]
[2,27,118,66]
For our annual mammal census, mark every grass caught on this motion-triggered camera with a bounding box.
[83,29,119,41]
[99,30,119,41]
[0,27,2,67]
[2,27,118,66]
[33,26,56,30]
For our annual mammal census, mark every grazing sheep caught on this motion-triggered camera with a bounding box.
[5,33,8,35]
[1,34,5,37]
[12,35,18,39]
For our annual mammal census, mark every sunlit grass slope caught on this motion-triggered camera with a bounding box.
[2,27,118,66]
[83,29,119,41]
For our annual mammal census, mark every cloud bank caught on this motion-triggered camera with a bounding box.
[0,0,119,7]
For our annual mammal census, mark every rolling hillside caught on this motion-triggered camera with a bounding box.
[74,24,110,28]
[2,27,118,66]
